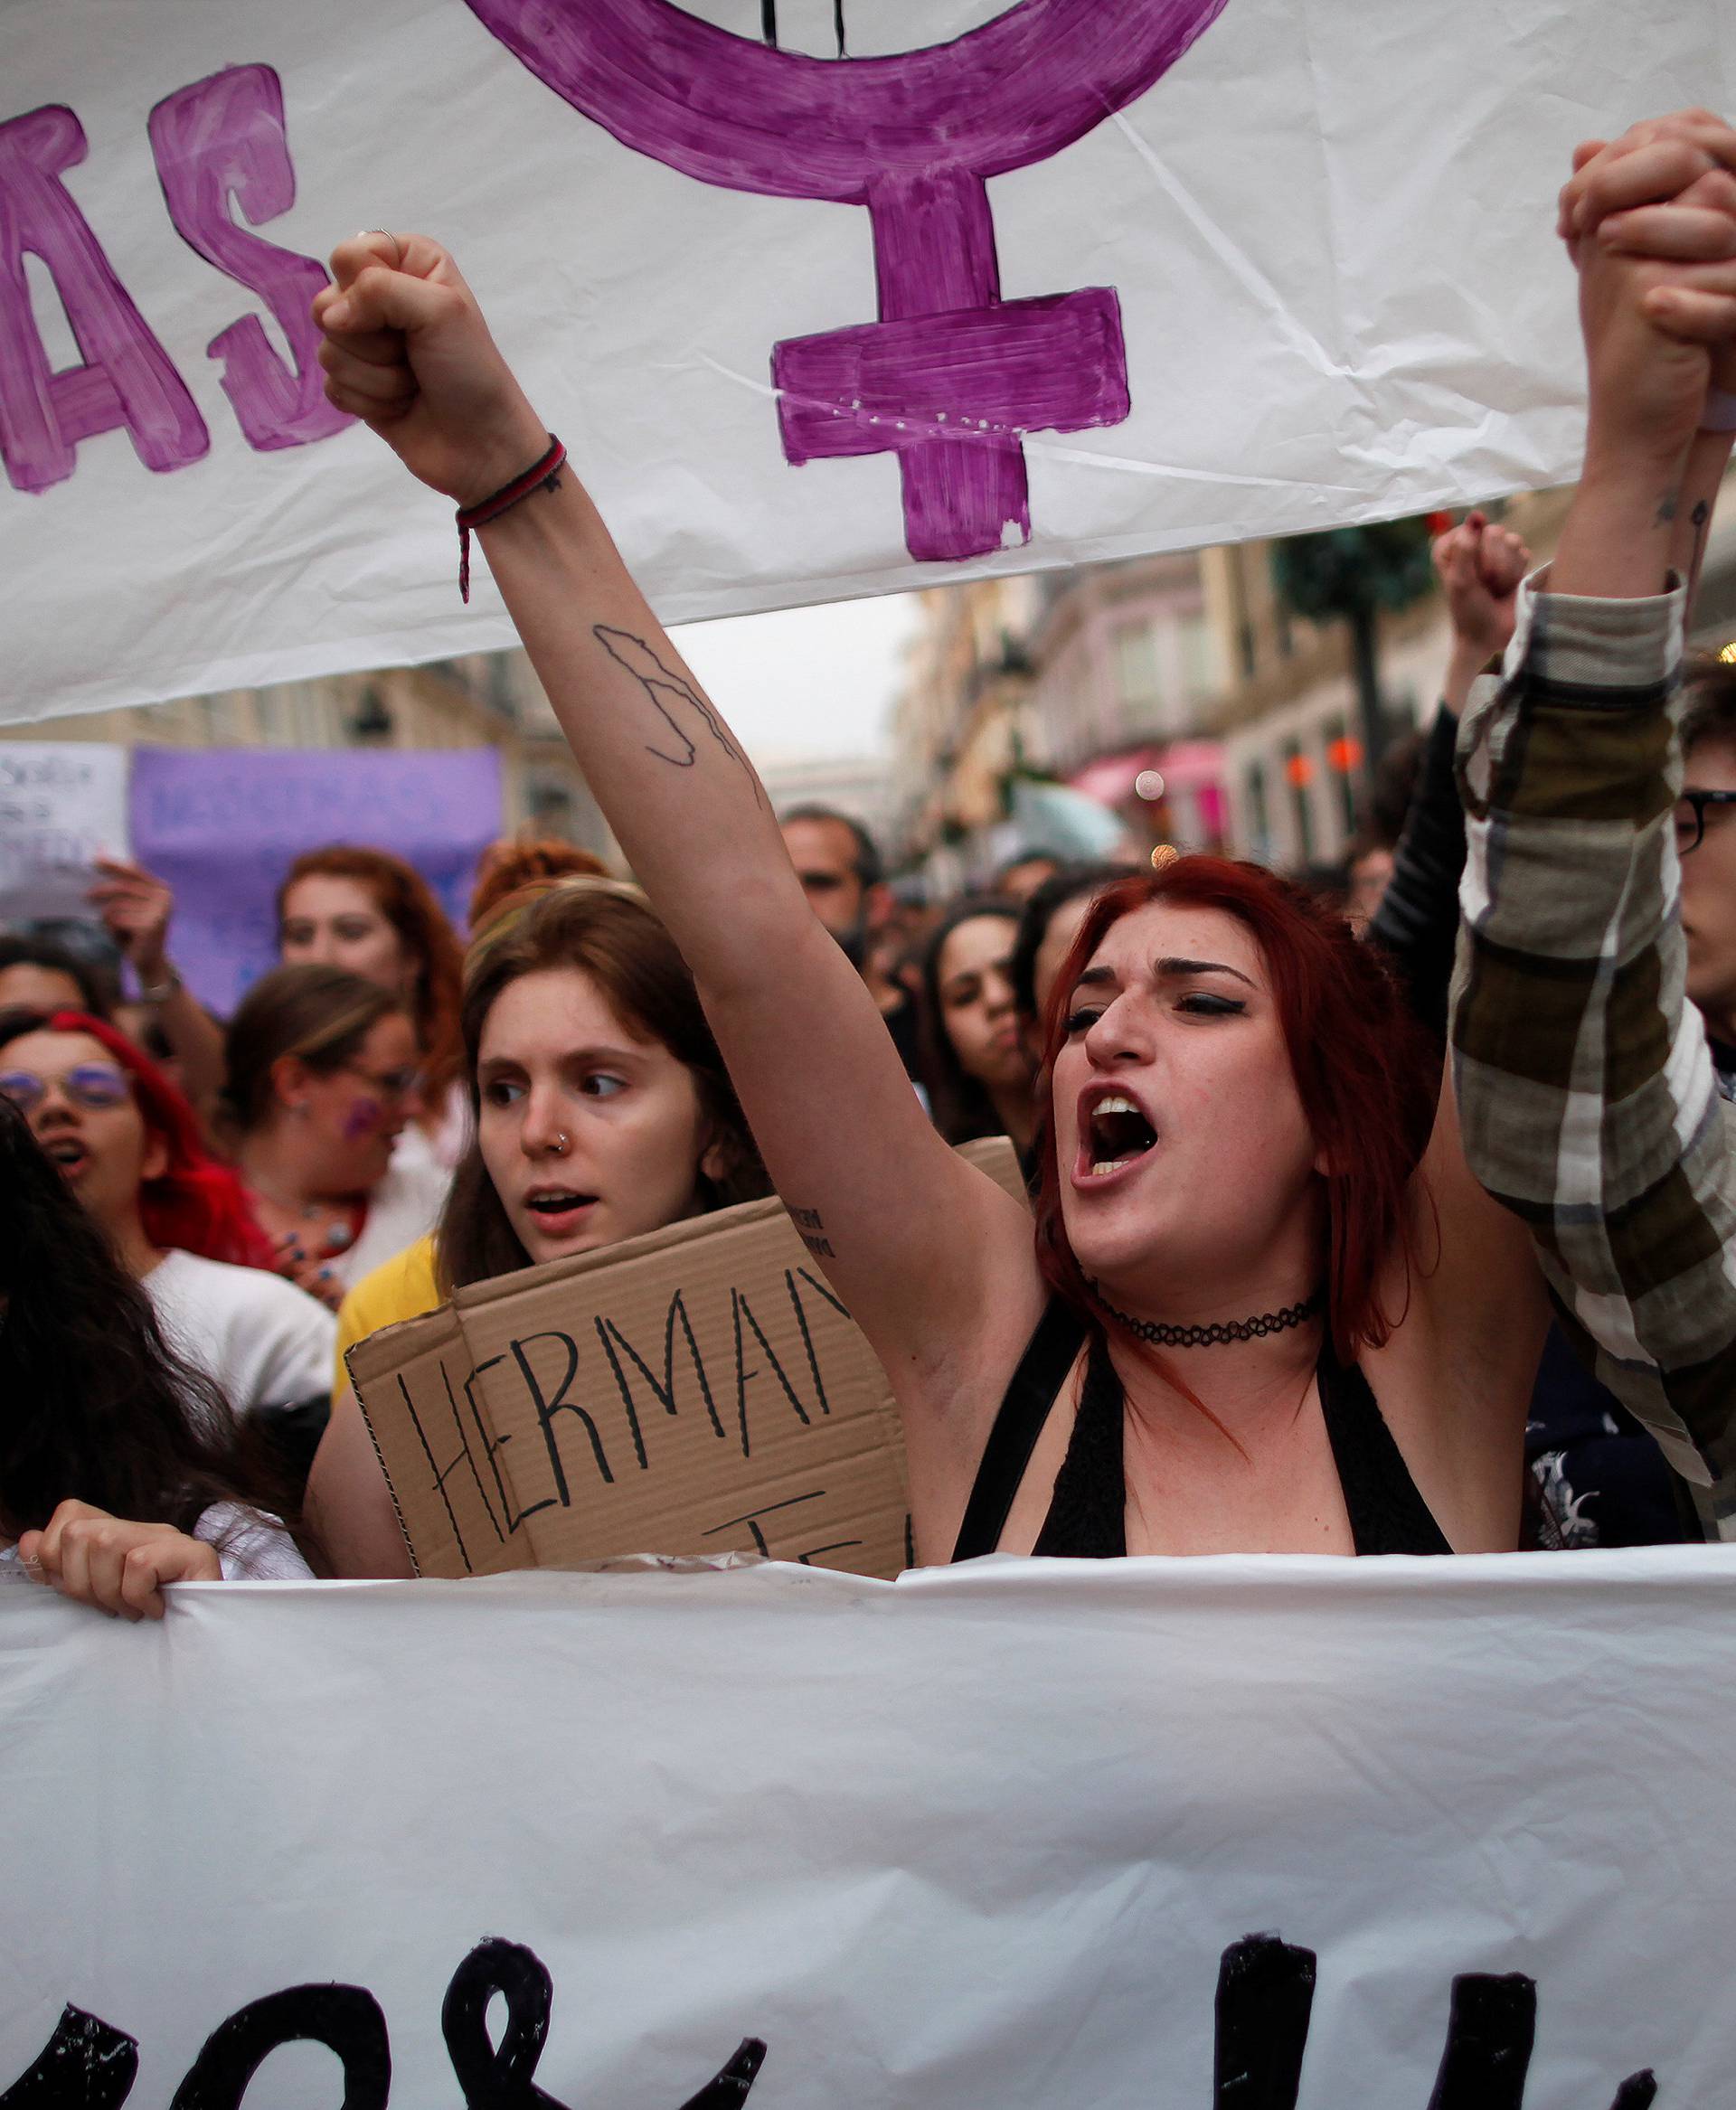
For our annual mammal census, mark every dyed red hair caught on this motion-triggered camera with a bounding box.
[1032,859,1436,1364]
[4,1010,278,1271]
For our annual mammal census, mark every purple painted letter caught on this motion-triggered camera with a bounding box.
[463,0,1228,562]
[149,65,352,453]
[0,105,208,495]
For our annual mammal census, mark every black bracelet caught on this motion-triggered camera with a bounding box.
[455,435,567,602]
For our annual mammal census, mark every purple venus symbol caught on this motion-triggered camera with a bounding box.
[463,0,1229,561]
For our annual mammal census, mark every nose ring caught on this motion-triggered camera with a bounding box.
[551,1132,570,1154]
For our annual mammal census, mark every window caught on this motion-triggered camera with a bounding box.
[1282,741,1316,866]
[1238,618,1256,682]
[1113,620,1161,711]
[1243,760,1272,863]
[1179,612,1214,700]
[1322,715,1358,835]
[488,654,518,719]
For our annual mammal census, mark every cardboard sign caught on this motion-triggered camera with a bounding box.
[0,743,128,921]
[347,1136,1025,1578]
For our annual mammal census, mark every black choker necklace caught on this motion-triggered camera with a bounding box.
[1092,1287,1324,1349]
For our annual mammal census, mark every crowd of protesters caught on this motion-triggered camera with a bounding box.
[5,107,1736,1613]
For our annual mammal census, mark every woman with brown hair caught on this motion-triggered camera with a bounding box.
[92,842,467,1161]
[276,844,467,1163]
[306,878,768,1574]
[220,964,448,1306]
[916,897,1039,1156]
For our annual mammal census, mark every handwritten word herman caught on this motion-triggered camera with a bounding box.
[0,62,347,496]
[376,1265,868,1573]
[0,1933,1658,2107]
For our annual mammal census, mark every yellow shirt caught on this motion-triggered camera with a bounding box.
[333,1232,443,1397]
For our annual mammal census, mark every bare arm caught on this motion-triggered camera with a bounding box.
[313,238,1034,1389]
[304,1390,415,1579]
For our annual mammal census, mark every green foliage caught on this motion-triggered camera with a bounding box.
[1271,519,1435,623]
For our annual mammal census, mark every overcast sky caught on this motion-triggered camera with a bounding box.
[669,592,920,767]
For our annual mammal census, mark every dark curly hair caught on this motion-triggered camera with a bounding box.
[0,1096,295,1543]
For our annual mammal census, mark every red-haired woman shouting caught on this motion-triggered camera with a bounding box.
[0,1007,335,1421]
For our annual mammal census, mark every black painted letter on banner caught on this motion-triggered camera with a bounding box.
[0,2005,138,2109]
[167,1984,389,2109]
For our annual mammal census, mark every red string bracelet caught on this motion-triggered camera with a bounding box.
[456,435,567,602]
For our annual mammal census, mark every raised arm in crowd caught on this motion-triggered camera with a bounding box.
[1449,111,1736,1531]
[310,209,1580,1562]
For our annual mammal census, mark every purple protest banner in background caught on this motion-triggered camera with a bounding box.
[129,748,502,1013]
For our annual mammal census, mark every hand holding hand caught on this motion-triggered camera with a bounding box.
[1560,110,1736,429]
[1432,511,1531,666]
[314,234,551,506]
[87,855,175,983]
[15,1499,221,1620]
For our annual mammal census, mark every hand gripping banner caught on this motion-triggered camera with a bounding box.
[4,1551,1732,2105]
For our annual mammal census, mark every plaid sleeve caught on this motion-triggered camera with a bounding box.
[1452,567,1736,1531]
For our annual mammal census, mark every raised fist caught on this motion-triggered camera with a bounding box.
[314,234,552,506]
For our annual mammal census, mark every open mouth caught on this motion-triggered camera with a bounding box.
[524,1190,598,1221]
[1083,1095,1158,1177]
[42,1138,90,1177]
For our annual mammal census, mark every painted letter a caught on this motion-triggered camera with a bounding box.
[0,105,209,494]
[149,64,352,452]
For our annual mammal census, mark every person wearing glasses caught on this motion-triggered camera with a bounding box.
[217,965,448,1308]
[1452,109,1736,1537]
[1675,660,1736,1089]
[0,1006,336,1423]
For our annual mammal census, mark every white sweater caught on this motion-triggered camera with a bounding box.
[145,1248,337,1414]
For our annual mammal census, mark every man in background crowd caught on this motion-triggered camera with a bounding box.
[779,805,922,1079]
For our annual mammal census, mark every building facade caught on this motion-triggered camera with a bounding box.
[887,485,1694,880]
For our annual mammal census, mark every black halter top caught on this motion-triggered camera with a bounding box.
[950,1299,1452,1562]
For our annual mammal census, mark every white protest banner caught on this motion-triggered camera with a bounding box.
[0,743,127,919]
[3,3,1732,724]
[4,1550,1733,2106]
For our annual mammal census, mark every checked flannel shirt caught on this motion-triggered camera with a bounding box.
[1452,570,1736,1539]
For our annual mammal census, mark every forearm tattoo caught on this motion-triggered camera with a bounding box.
[1688,498,1712,608]
[789,1204,835,1261]
[593,625,765,805]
